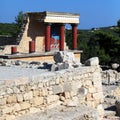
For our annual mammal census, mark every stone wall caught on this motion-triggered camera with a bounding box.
[0,66,104,120]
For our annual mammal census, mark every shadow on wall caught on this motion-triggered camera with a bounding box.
[27,18,45,41]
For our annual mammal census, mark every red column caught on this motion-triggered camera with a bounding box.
[11,46,17,54]
[29,41,35,53]
[59,24,65,51]
[45,23,51,52]
[72,24,78,50]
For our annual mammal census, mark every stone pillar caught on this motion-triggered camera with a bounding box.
[72,24,78,50]
[59,24,65,51]
[45,23,51,52]
[11,46,17,54]
[29,41,35,53]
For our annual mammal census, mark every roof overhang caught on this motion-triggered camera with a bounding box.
[27,11,80,24]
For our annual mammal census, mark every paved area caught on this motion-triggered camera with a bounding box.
[0,66,47,80]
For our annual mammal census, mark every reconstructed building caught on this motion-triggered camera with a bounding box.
[0,11,81,61]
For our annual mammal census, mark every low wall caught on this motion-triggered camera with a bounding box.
[0,65,104,120]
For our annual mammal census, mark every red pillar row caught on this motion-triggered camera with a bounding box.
[45,23,51,52]
[29,41,35,53]
[72,24,78,50]
[59,24,65,51]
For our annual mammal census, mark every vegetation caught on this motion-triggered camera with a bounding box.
[0,11,24,37]
[66,23,120,65]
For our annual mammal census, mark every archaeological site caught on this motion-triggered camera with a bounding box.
[0,11,120,120]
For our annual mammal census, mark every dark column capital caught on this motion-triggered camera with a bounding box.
[71,23,78,27]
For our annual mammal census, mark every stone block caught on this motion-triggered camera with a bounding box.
[92,92,103,101]
[6,115,16,120]
[63,83,72,92]
[33,90,40,97]
[88,86,96,93]
[17,94,23,102]
[6,95,17,104]
[23,91,33,101]
[85,57,99,66]
[47,95,59,104]
[71,81,82,91]
[33,97,43,106]
[38,82,43,88]
[13,103,21,112]
[63,92,71,99]
[13,87,20,93]
[19,85,25,92]
[97,104,104,117]
[20,102,31,110]
[115,100,120,116]
[52,85,63,94]
[29,107,41,114]
[2,106,13,114]
[54,51,75,63]
[0,98,6,105]
[86,93,93,101]
[41,89,48,96]
[6,88,13,94]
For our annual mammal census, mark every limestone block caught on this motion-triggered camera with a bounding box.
[88,86,96,93]
[6,95,17,104]
[13,103,21,112]
[41,89,48,96]
[86,101,95,108]
[71,81,82,91]
[55,77,60,85]
[63,83,72,92]
[29,107,41,114]
[85,80,92,87]
[47,101,61,109]
[47,95,59,104]
[33,90,40,97]
[52,85,63,94]
[97,104,104,118]
[13,87,20,94]
[86,93,93,101]
[70,90,78,97]
[92,92,104,102]
[23,91,33,101]
[33,97,43,106]
[19,85,26,92]
[54,51,75,63]
[66,97,79,107]
[38,82,43,88]
[6,88,13,94]
[63,92,71,99]
[0,98,6,105]
[85,57,99,66]
[6,115,16,120]
[115,100,120,116]
[20,102,31,110]
[17,94,23,102]
[2,106,13,114]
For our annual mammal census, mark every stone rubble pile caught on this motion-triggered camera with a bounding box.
[0,58,52,70]
[51,51,82,71]
[101,69,120,85]
[0,57,104,120]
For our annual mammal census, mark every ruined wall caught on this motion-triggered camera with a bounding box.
[0,66,104,120]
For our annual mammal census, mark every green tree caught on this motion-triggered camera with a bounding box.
[15,11,24,29]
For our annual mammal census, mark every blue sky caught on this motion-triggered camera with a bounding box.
[1,0,120,29]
